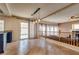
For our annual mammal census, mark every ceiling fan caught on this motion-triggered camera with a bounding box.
[70,16,79,19]
[68,16,79,22]
[31,8,41,23]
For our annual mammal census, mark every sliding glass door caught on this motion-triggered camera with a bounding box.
[20,22,28,39]
[19,22,29,55]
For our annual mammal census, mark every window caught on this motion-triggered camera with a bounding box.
[0,20,4,31]
[39,24,45,36]
[47,25,50,36]
[20,22,28,39]
[50,26,54,35]
[47,25,59,36]
[39,24,59,36]
[54,26,58,35]
[39,25,42,35]
[72,24,79,31]
[42,25,45,36]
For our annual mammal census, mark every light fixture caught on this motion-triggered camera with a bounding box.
[71,16,75,19]
[38,19,41,22]
[71,16,79,19]
[31,8,41,24]
[35,20,38,23]
[31,8,40,16]
[70,16,79,21]
[32,19,38,24]
[33,21,35,24]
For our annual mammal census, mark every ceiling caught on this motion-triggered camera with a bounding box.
[43,3,79,23]
[0,3,79,23]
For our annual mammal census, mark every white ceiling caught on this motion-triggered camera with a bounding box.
[0,3,79,23]
[0,3,10,15]
[43,3,79,23]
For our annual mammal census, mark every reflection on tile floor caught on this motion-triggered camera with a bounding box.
[4,38,79,55]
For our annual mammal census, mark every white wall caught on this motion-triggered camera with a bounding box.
[4,17,29,41]
[59,21,79,37]
[0,17,35,42]
[59,23,72,32]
